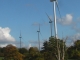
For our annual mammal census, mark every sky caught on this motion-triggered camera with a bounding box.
[0,0,80,48]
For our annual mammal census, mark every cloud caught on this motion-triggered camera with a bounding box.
[71,17,80,32]
[72,25,80,32]
[0,27,15,47]
[77,17,80,22]
[58,14,73,25]
[32,22,40,26]
[66,33,80,47]
[0,44,16,47]
[72,33,80,40]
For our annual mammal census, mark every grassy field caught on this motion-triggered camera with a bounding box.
[0,57,4,60]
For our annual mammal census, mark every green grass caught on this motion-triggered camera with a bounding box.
[0,57,4,60]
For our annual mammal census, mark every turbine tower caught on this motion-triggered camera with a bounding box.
[50,0,60,60]
[37,24,40,51]
[46,13,53,37]
[19,31,22,48]
[50,0,58,38]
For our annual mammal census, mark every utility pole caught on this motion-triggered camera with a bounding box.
[19,31,22,48]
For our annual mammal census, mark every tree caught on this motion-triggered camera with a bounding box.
[67,40,80,59]
[25,47,44,60]
[0,47,4,57]
[18,48,28,60]
[42,37,58,60]
[18,48,28,54]
[42,37,67,60]
[3,44,24,60]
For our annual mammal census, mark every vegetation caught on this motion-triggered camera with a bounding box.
[4,44,24,60]
[67,40,80,59]
[0,37,80,60]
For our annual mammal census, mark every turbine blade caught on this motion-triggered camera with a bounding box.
[45,12,52,21]
[19,31,22,38]
[56,1,62,19]
[50,0,57,2]
[39,24,40,32]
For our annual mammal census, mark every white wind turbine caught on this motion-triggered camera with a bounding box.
[50,0,58,38]
[19,31,22,48]
[50,0,61,38]
[37,24,40,51]
[50,0,61,60]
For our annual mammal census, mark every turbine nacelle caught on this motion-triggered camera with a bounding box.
[50,0,58,6]
[49,21,52,23]
[37,30,40,32]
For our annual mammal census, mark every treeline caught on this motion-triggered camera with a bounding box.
[0,37,80,60]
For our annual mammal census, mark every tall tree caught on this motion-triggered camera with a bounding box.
[42,37,58,60]
[67,40,80,59]
[26,47,44,60]
[3,44,24,60]
[42,37,67,60]
[18,48,28,54]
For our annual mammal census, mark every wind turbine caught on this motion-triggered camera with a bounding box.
[19,31,22,48]
[50,0,61,38]
[46,13,53,37]
[50,0,61,60]
[50,0,58,38]
[32,23,43,51]
[37,24,40,51]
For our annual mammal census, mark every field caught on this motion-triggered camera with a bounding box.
[0,57,3,60]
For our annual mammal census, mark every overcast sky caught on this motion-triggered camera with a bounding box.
[0,0,80,47]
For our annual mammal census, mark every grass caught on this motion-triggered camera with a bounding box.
[0,57,4,60]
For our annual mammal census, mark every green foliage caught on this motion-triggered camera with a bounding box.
[1,37,68,60]
[42,37,58,60]
[19,48,28,54]
[42,37,67,60]
[67,40,80,59]
[25,47,44,60]
[0,47,4,57]
[0,38,80,60]
[0,57,4,60]
[3,44,24,60]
